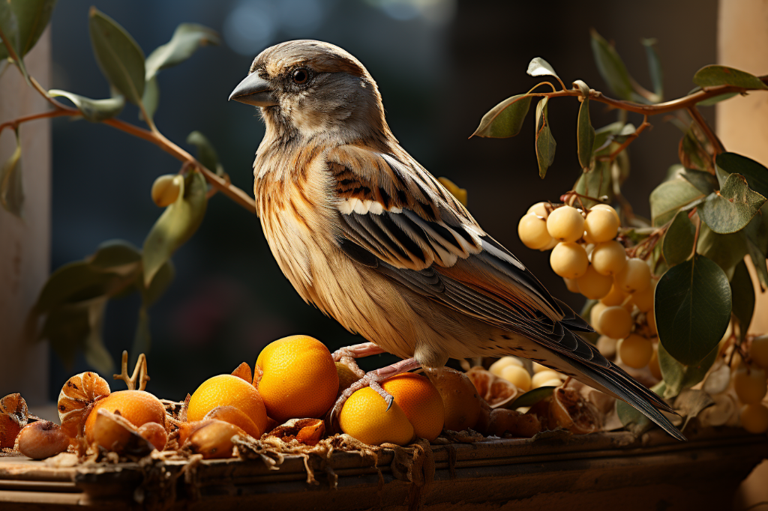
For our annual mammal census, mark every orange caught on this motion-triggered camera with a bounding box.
[428,367,487,432]
[84,390,165,443]
[256,335,339,422]
[381,373,444,441]
[339,387,414,446]
[187,374,268,437]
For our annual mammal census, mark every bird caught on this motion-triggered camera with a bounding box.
[228,40,684,440]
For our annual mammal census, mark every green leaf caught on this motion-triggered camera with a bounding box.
[574,160,612,207]
[131,307,151,363]
[697,225,748,280]
[0,1,18,62]
[617,399,651,436]
[743,208,768,291]
[674,389,715,431]
[32,262,120,314]
[731,260,755,335]
[679,168,718,195]
[649,178,705,226]
[657,341,718,398]
[590,29,634,100]
[145,23,219,79]
[186,131,222,175]
[506,386,554,409]
[0,130,23,217]
[641,38,663,100]
[747,239,768,291]
[88,240,141,271]
[655,254,732,366]
[678,126,711,172]
[693,65,768,90]
[472,94,532,138]
[142,170,207,286]
[716,152,768,199]
[140,76,159,122]
[88,7,146,105]
[534,98,555,179]
[592,122,625,155]
[698,173,766,234]
[663,211,695,266]
[574,80,595,170]
[83,299,113,374]
[696,93,739,106]
[12,0,56,57]
[42,304,89,369]
[141,259,174,307]
[526,57,560,82]
[48,89,125,122]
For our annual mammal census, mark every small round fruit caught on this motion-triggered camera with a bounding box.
[382,373,445,441]
[648,345,662,380]
[740,404,768,434]
[592,204,619,221]
[590,302,608,334]
[527,202,549,218]
[615,258,652,294]
[187,375,268,437]
[647,311,658,336]
[339,387,414,446]
[489,357,523,377]
[576,265,613,299]
[751,335,768,368]
[518,214,553,250]
[600,284,627,307]
[84,390,165,444]
[151,174,182,207]
[618,334,654,369]
[630,280,656,312]
[257,335,339,422]
[585,208,620,243]
[591,241,628,276]
[539,237,558,251]
[17,422,70,460]
[532,371,561,388]
[532,362,551,374]
[596,335,618,358]
[499,365,532,392]
[550,242,589,279]
[563,278,580,293]
[546,206,585,243]
[733,368,768,404]
[597,306,632,341]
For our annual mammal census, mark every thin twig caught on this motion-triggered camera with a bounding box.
[599,116,651,163]
[0,109,75,133]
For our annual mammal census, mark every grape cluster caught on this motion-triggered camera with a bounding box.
[718,335,768,433]
[518,202,657,372]
[489,356,565,392]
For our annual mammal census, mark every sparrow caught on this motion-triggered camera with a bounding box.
[229,40,683,440]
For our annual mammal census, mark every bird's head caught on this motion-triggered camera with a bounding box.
[229,40,391,145]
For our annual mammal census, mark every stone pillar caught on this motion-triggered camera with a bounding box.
[0,30,51,405]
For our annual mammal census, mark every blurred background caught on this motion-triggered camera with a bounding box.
[46,0,717,401]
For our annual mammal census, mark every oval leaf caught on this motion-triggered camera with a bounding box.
[84,299,114,374]
[145,23,220,79]
[32,261,119,314]
[49,89,125,122]
[506,386,555,409]
[88,7,145,105]
[649,178,704,227]
[697,93,739,106]
[716,152,768,199]
[698,173,766,234]
[641,38,663,100]
[590,29,634,100]
[693,65,768,91]
[472,94,532,139]
[657,341,718,398]
[13,0,56,57]
[662,211,695,266]
[534,97,556,179]
[574,80,594,170]
[186,131,221,175]
[574,159,612,207]
[142,171,207,286]
[526,57,559,81]
[656,254,732,366]
[88,240,141,270]
[696,225,747,280]
[731,260,755,334]
[0,2,18,61]
[140,76,159,122]
[0,132,23,217]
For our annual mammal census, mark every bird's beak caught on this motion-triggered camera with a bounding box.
[228,73,278,107]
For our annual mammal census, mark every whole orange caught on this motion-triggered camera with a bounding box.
[84,390,165,443]
[381,373,444,441]
[187,374,268,437]
[339,387,414,446]
[256,335,339,422]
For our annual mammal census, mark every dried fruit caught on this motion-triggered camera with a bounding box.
[487,409,542,438]
[0,393,29,449]
[90,409,154,456]
[183,419,244,459]
[137,422,168,451]
[429,367,488,432]
[58,372,110,438]
[466,366,519,408]
[549,387,601,434]
[204,405,262,439]
[267,418,325,446]
[17,421,71,459]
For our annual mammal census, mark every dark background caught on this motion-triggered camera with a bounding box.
[46,0,718,401]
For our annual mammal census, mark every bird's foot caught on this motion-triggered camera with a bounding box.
[332,342,386,378]
[327,357,421,432]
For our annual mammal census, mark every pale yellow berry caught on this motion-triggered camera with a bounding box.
[540,378,564,388]
[591,241,628,276]
[596,335,617,358]
[597,306,633,341]
[563,278,580,293]
[733,367,768,404]
[532,370,561,388]
[546,206,585,243]
[751,335,768,369]
[576,265,613,299]
[151,174,182,207]
[550,242,589,279]
[583,230,597,245]
[600,284,627,307]
[499,365,532,391]
[532,362,551,373]
[489,356,523,377]
[630,279,656,312]
[740,404,768,434]
[518,214,553,250]
[648,344,662,379]
[615,258,652,294]
[618,334,654,369]
[591,204,620,222]
[539,237,558,251]
[585,208,620,243]
[647,311,658,336]
[527,202,549,218]
[590,303,608,334]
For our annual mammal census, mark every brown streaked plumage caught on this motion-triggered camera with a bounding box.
[229,40,684,440]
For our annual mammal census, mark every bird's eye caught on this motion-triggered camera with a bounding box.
[292,68,310,85]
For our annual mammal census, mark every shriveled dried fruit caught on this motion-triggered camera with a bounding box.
[90,409,154,456]
[549,387,601,434]
[58,372,110,438]
[137,422,168,451]
[428,367,488,432]
[183,419,244,459]
[18,421,71,459]
[204,405,262,439]
[487,408,541,438]
[231,362,253,384]
[466,366,519,408]
[267,418,325,446]
[0,393,29,449]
